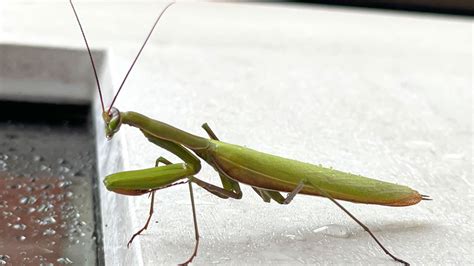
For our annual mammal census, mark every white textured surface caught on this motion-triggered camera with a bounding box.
[2,2,472,265]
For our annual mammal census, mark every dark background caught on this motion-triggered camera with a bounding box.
[286,0,473,16]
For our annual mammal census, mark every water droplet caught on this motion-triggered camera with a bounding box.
[39,216,57,225]
[40,165,51,171]
[33,155,43,162]
[40,184,51,190]
[16,235,26,241]
[0,255,10,265]
[58,180,72,188]
[77,221,87,227]
[57,257,73,264]
[0,160,7,171]
[313,224,351,238]
[43,228,56,236]
[19,196,37,205]
[36,204,47,212]
[12,223,27,230]
[59,166,71,173]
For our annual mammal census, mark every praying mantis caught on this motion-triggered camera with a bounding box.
[70,1,430,265]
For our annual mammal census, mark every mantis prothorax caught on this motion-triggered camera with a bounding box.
[70,1,430,265]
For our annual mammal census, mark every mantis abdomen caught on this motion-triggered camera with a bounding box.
[209,141,422,206]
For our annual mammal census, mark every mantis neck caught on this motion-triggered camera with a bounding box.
[120,111,210,150]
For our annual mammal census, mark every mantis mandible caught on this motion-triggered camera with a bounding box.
[70,1,430,265]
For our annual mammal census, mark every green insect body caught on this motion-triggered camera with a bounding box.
[208,141,421,206]
[105,111,422,208]
[69,1,429,264]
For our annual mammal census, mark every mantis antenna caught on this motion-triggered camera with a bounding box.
[69,0,105,113]
[69,0,176,114]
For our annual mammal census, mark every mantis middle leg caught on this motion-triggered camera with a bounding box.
[201,123,242,197]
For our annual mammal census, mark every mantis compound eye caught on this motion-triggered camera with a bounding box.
[103,107,122,140]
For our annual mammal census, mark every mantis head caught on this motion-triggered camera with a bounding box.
[103,107,122,140]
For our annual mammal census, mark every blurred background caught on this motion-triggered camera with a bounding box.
[286,0,473,16]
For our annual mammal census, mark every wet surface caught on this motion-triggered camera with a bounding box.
[0,102,102,265]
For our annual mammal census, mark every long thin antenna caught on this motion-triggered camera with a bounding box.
[69,0,105,113]
[107,1,175,114]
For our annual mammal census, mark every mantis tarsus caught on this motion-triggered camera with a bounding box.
[70,1,430,265]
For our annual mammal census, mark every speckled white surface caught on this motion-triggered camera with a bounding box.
[1,1,472,265]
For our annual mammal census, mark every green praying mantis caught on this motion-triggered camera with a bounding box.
[70,1,430,265]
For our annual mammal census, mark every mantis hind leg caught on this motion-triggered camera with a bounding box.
[305,179,410,265]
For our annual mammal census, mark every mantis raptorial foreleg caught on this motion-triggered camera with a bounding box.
[127,157,191,247]
[123,155,198,247]
[143,127,243,201]
[141,130,202,169]
[147,156,200,266]
[128,157,183,247]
